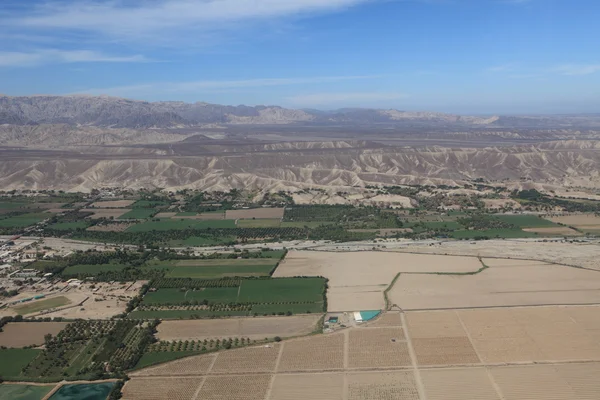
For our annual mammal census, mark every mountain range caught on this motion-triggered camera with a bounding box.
[2,94,598,129]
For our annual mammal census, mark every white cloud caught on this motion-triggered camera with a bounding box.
[554,64,600,76]
[0,49,147,67]
[287,92,407,105]
[73,75,380,96]
[487,63,518,73]
[7,0,369,40]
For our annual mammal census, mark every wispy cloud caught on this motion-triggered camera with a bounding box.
[553,64,600,76]
[286,92,407,105]
[0,49,148,67]
[4,0,370,44]
[73,75,381,97]
[487,63,518,73]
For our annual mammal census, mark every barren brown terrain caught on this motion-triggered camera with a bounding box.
[0,322,68,347]
[123,304,600,399]
[156,315,321,341]
[276,251,483,311]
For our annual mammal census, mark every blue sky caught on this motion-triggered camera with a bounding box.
[0,0,599,114]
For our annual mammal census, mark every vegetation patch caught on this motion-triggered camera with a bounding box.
[118,208,157,220]
[14,297,71,315]
[126,219,236,231]
[0,349,42,379]
[0,384,54,400]
[0,213,49,228]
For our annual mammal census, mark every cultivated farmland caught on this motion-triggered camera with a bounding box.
[348,327,411,368]
[347,371,420,400]
[389,260,600,310]
[0,384,55,400]
[0,322,68,348]
[13,296,71,315]
[278,333,345,371]
[86,208,130,219]
[156,315,321,341]
[122,377,203,400]
[269,374,344,400]
[126,219,236,231]
[130,354,216,376]
[211,344,281,373]
[198,374,272,400]
[276,251,482,312]
[225,208,285,220]
[90,200,135,208]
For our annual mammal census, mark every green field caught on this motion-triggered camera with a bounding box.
[494,214,560,228]
[0,201,31,210]
[251,302,324,315]
[127,219,236,232]
[280,221,335,228]
[239,278,325,303]
[133,351,201,370]
[47,221,89,231]
[0,213,49,228]
[0,349,41,379]
[118,208,157,219]
[14,296,71,315]
[0,384,54,400]
[169,236,236,247]
[128,309,249,319]
[48,383,115,400]
[62,263,128,276]
[175,212,198,216]
[237,219,281,228]
[131,200,169,208]
[450,229,538,239]
[166,264,274,278]
[142,288,240,305]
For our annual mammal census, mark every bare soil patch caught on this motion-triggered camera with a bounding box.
[347,371,420,400]
[406,310,468,339]
[348,328,410,368]
[365,311,403,327]
[385,239,600,272]
[522,227,581,236]
[546,214,600,227]
[130,354,216,377]
[458,306,600,363]
[181,213,225,220]
[421,367,501,400]
[490,364,579,400]
[86,222,135,232]
[278,333,345,371]
[269,373,344,400]
[390,262,600,310]
[90,200,135,208]
[278,251,482,312]
[211,344,281,373]
[412,336,480,366]
[155,212,177,218]
[0,322,67,347]
[86,208,130,219]
[225,208,284,220]
[122,376,203,400]
[157,315,320,341]
[199,374,271,400]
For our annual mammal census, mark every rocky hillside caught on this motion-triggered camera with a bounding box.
[0,140,598,192]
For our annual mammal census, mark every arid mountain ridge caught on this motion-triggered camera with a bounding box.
[2,94,599,129]
[0,139,598,192]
